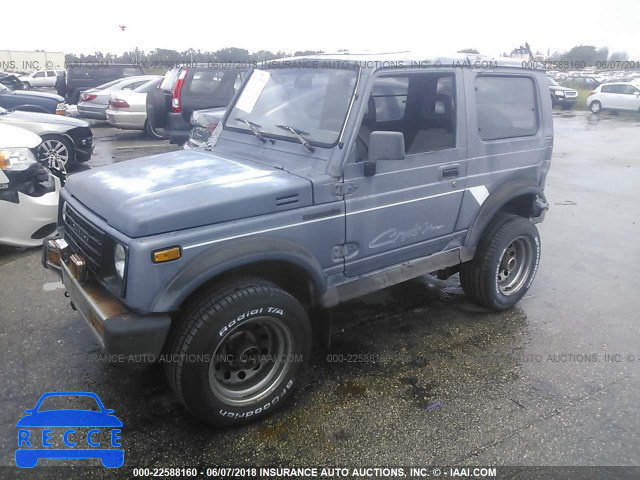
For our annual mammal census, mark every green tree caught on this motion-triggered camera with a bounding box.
[609,51,629,61]
[560,45,599,65]
[214,48,251,62]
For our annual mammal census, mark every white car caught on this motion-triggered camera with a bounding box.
[18,70,64,89]
[78,75,161,120]
[0,124,61,247]
[588,82,640,113]
[106,77,163,138]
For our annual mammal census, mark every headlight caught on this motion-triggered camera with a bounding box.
[0,148,37,171]
[56,102,67,115]
[114,243,126,279]
[555,91,565,97]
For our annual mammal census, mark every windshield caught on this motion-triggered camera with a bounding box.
[226,68,358,148]
[547,77,559,86]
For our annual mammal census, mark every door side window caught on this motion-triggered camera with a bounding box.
[355,72,456,161]
[371,77,408,122]
[620,85,639,95]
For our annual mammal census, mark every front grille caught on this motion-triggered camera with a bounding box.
[64,205,105,278]
[565,91,578,98]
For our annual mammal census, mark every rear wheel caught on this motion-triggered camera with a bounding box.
[22,82,31,90]
[146,86,168,129]
[460,214,541,310]
[165,278,311,427]
[590,100,602,113]
[144,120,165,140]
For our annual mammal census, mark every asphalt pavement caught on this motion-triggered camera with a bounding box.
[1,111,639,476]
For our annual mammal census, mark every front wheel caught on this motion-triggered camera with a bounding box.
[460,214,541,310]
[590,101,602,113]
[36,135,74,167]
[22,82,31,90]
[165,278,311,427]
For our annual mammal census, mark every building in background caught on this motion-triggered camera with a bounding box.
[0,50,65,73]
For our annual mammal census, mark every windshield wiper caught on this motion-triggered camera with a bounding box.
[235,117,267,143]
[275,125,315,153]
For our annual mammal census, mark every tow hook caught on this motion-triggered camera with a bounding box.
[70,301,77,311]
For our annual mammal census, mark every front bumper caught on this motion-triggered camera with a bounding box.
[0,172,60,248]
[42,238,171,359]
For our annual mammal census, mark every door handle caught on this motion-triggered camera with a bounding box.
[440,165,459,179]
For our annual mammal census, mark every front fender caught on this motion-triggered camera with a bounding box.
[151,236,327,312]
[464,179,547,248]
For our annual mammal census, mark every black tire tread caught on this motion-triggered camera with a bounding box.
[165,278,291,410]
[461,213,532,309]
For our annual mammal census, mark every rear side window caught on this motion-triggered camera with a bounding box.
[475,76,538,141]
[135,78,162,93]
[185,70,226,95]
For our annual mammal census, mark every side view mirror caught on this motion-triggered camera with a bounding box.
[365,131,405,176]
[368,131,405,162]
[635,91,640,98]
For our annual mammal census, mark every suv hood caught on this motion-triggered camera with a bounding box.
[64,150,313,237]
[11,90,64,102]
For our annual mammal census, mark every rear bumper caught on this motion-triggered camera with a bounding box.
[106,109,146,130]
[42,238,171,359]
[77,104,108,120]
[159,112,190,144]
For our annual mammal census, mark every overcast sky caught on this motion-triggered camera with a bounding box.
[6,0,640,59]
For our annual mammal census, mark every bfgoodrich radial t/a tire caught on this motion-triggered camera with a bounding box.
[460,214,541,310]
[165,278,311,427]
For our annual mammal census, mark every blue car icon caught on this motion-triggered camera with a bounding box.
[16,391,123,468]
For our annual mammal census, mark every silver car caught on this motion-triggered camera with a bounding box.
[77,75,161,120]
[106,77,163,138]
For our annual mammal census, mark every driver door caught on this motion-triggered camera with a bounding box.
[342,70,467,277]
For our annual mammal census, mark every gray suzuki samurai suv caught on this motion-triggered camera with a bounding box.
[43,53,552,426]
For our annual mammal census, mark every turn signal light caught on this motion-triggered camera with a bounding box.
[152,247,181,263]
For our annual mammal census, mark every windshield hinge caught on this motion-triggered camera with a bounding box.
[333,182,358,196]
[332,242,359,260]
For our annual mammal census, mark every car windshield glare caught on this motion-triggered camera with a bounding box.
[226,68,358,147]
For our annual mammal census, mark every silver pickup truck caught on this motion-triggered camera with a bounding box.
[43,53,552,426]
